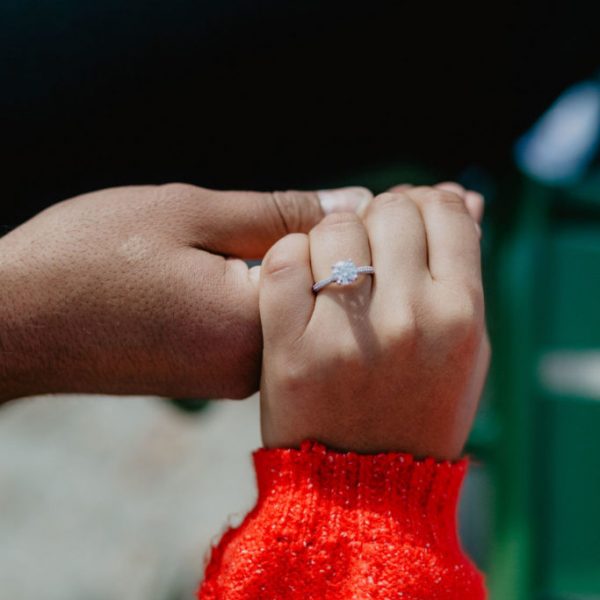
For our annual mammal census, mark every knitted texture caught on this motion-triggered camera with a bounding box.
[198,441,486,599]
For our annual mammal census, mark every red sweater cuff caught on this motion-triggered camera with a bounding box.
[199,441,486,599]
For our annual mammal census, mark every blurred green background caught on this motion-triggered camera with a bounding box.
[354,161,600,599]
[321,111,600,597]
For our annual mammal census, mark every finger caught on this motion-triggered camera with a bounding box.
[363,192,428,304]
[248,264,261,288]
[433,182,485,225]
[163,183,373,259]
[389,182,464,196]
[259,233,314,346]
[386,183,413,193]
[465,191,485,224]
[387,181,485,224]
[407,187,481,283]
[435,181,467,197]
[308,212,372,320]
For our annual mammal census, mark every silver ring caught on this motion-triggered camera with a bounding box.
[312,259,375,293]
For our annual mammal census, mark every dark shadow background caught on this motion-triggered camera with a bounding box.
[2,0,599,227]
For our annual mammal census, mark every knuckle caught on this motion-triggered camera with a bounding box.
[436,182,466,198]
[440,288,485,345]
[270,191,299,233]
[438,181,464,191]
[364,193,414,226]
[383,308,420,349]
[277,357,318,394]
[332,341,363,368]
[159,182,200,199]
[420,187,466,211]
[261,254,294,278]
[313,332,365,370]
[261,235,307,278]
[157,183,211,215]
[461,281,485,316]
[316,211,361,230]
[271,190,321,233]
[369,192,410,213]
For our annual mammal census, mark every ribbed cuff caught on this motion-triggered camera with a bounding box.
[199,441,485,600]
[254,440,467,551]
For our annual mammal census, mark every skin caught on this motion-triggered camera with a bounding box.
[259,185,489,460]
[0,183,372,402]
[0,180,485,451]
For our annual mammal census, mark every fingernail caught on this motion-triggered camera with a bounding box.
[475,222,482,239]
[318,186,373,215]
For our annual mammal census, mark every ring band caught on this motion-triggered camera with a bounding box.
[312,259,375,293]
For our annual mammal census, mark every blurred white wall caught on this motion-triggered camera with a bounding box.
[0,394,261,600]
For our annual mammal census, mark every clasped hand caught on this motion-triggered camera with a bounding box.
[0,182,488,459]
[260,184,489,460]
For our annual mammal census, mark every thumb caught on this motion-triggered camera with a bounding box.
[201,186,373,258]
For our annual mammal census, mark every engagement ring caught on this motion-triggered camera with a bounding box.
[312,259,375,293]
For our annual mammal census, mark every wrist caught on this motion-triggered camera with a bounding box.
[254,441,466,541]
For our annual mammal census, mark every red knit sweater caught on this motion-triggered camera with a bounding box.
[198,441,486,599]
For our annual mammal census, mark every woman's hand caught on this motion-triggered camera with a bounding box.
[259,185,489,460]
[0,183,371,401]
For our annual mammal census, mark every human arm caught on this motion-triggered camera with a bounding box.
[198,184,489,598]
[0,183,371,402]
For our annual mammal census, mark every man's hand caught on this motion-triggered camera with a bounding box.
[0,183,371,401]
[258,185,489,460]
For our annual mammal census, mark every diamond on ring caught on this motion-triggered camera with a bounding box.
[312,259,375,293]
[332,259,359,285]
